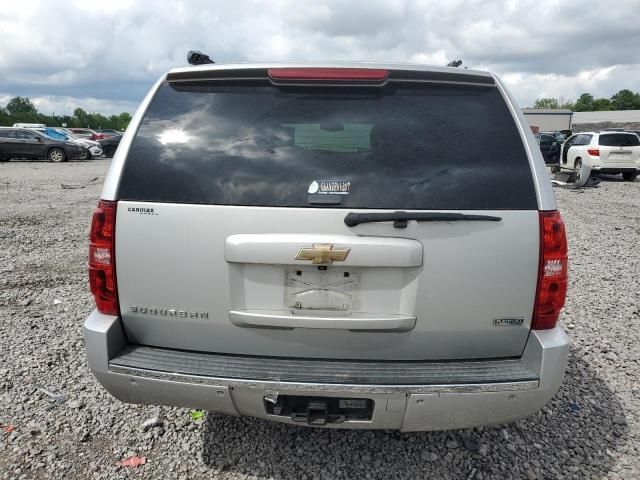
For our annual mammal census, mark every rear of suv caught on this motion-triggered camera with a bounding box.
[559,131,640,181]
[84,63,569,431]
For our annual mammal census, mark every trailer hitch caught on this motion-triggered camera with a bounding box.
[290,400,345,425]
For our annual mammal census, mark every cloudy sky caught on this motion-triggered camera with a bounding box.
[1,0,639,115]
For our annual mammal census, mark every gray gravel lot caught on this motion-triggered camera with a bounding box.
[1,159,639,479]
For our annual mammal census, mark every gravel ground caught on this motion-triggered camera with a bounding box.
[0,159,638,479]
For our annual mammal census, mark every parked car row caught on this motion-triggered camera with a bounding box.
[67,127,121,141]
[33,127,103,159]
[537,129,640,182]
[0,126,122,162]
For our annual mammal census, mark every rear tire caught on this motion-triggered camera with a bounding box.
[550,165,561,174]
[622,171,638,182]
[48,148,66,163]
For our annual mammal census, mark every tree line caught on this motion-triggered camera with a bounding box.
[532,89,640,111]
[0,96,132,131]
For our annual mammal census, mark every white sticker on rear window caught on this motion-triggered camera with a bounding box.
[308,180,351,195]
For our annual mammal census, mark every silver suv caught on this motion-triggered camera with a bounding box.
[84,63,569,431]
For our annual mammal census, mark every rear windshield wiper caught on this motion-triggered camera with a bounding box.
[344,211,502,228]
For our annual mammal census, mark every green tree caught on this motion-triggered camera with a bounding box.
[533,98,560,109]
[117,112,132,130]
[1,96,132,130]
[5,96,39,122]
[591,98,612,111]
[0,106,9,126]
[610,89,640,110]
[87,112,108,129]
[558,96,574,110]
[573,93,594,112]
[73,107,89,127]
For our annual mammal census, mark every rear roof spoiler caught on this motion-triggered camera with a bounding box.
[166,67,495,86]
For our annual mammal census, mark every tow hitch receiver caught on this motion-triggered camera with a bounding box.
[295,401,334,425]
[264,395,373,425]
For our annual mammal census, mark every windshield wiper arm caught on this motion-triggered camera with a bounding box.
[344,211,502,228]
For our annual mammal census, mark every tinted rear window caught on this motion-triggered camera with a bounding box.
[119,81,536,209]
[599,134,640,147]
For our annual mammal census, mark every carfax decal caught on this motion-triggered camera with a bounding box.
[308,180,351,195]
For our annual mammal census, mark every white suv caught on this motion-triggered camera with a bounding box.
[559,131,640,182]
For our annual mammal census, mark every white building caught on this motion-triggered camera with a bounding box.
[521,109,573,133]
[571,110,640,125]
[521,109,640,133]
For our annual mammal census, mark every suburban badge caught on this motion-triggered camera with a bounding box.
[493,318,524,327]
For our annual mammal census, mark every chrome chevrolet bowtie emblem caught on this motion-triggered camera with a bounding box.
[295,244,350,264]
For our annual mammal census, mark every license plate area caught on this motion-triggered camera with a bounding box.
[285,268,360,312]
[608,152,631,161]
[264,395,374,425]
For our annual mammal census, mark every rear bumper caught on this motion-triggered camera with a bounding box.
[590,166,639,174]
[84,310,569,431]
[587,156,640,172]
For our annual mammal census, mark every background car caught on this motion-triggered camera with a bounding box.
[626,130,640,139]
[559,131,640,181]
[541,131,568,142]
[68,128,105,140]
[98,134,122,157]
[33,127,103,159]
[97,129,121,138]
[0,127,87,162]
[12,122,47,128]
[536,132,561,165]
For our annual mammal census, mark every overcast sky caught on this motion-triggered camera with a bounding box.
[1,0,639,115]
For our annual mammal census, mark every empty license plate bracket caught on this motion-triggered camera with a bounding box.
[285,269,359,312]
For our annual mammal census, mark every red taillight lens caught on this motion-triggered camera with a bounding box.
[89,200,119,315]
[532,211,568,329]
[268,67,389,81]
[587,148,599,156]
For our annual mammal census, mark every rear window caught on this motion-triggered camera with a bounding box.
[599,134,640,147]
[119,80,537,210]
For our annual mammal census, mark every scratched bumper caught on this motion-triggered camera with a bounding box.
[84,309,568,431]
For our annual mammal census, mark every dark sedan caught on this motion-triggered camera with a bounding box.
[0,128,87,162]
[98,134,122,157]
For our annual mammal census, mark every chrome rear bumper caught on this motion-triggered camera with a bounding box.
[84,310,569,431]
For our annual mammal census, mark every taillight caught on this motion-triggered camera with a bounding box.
[532,211,567,329]
[587,148,599,156]
[89,200,119,315]
[268,67,389,82]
